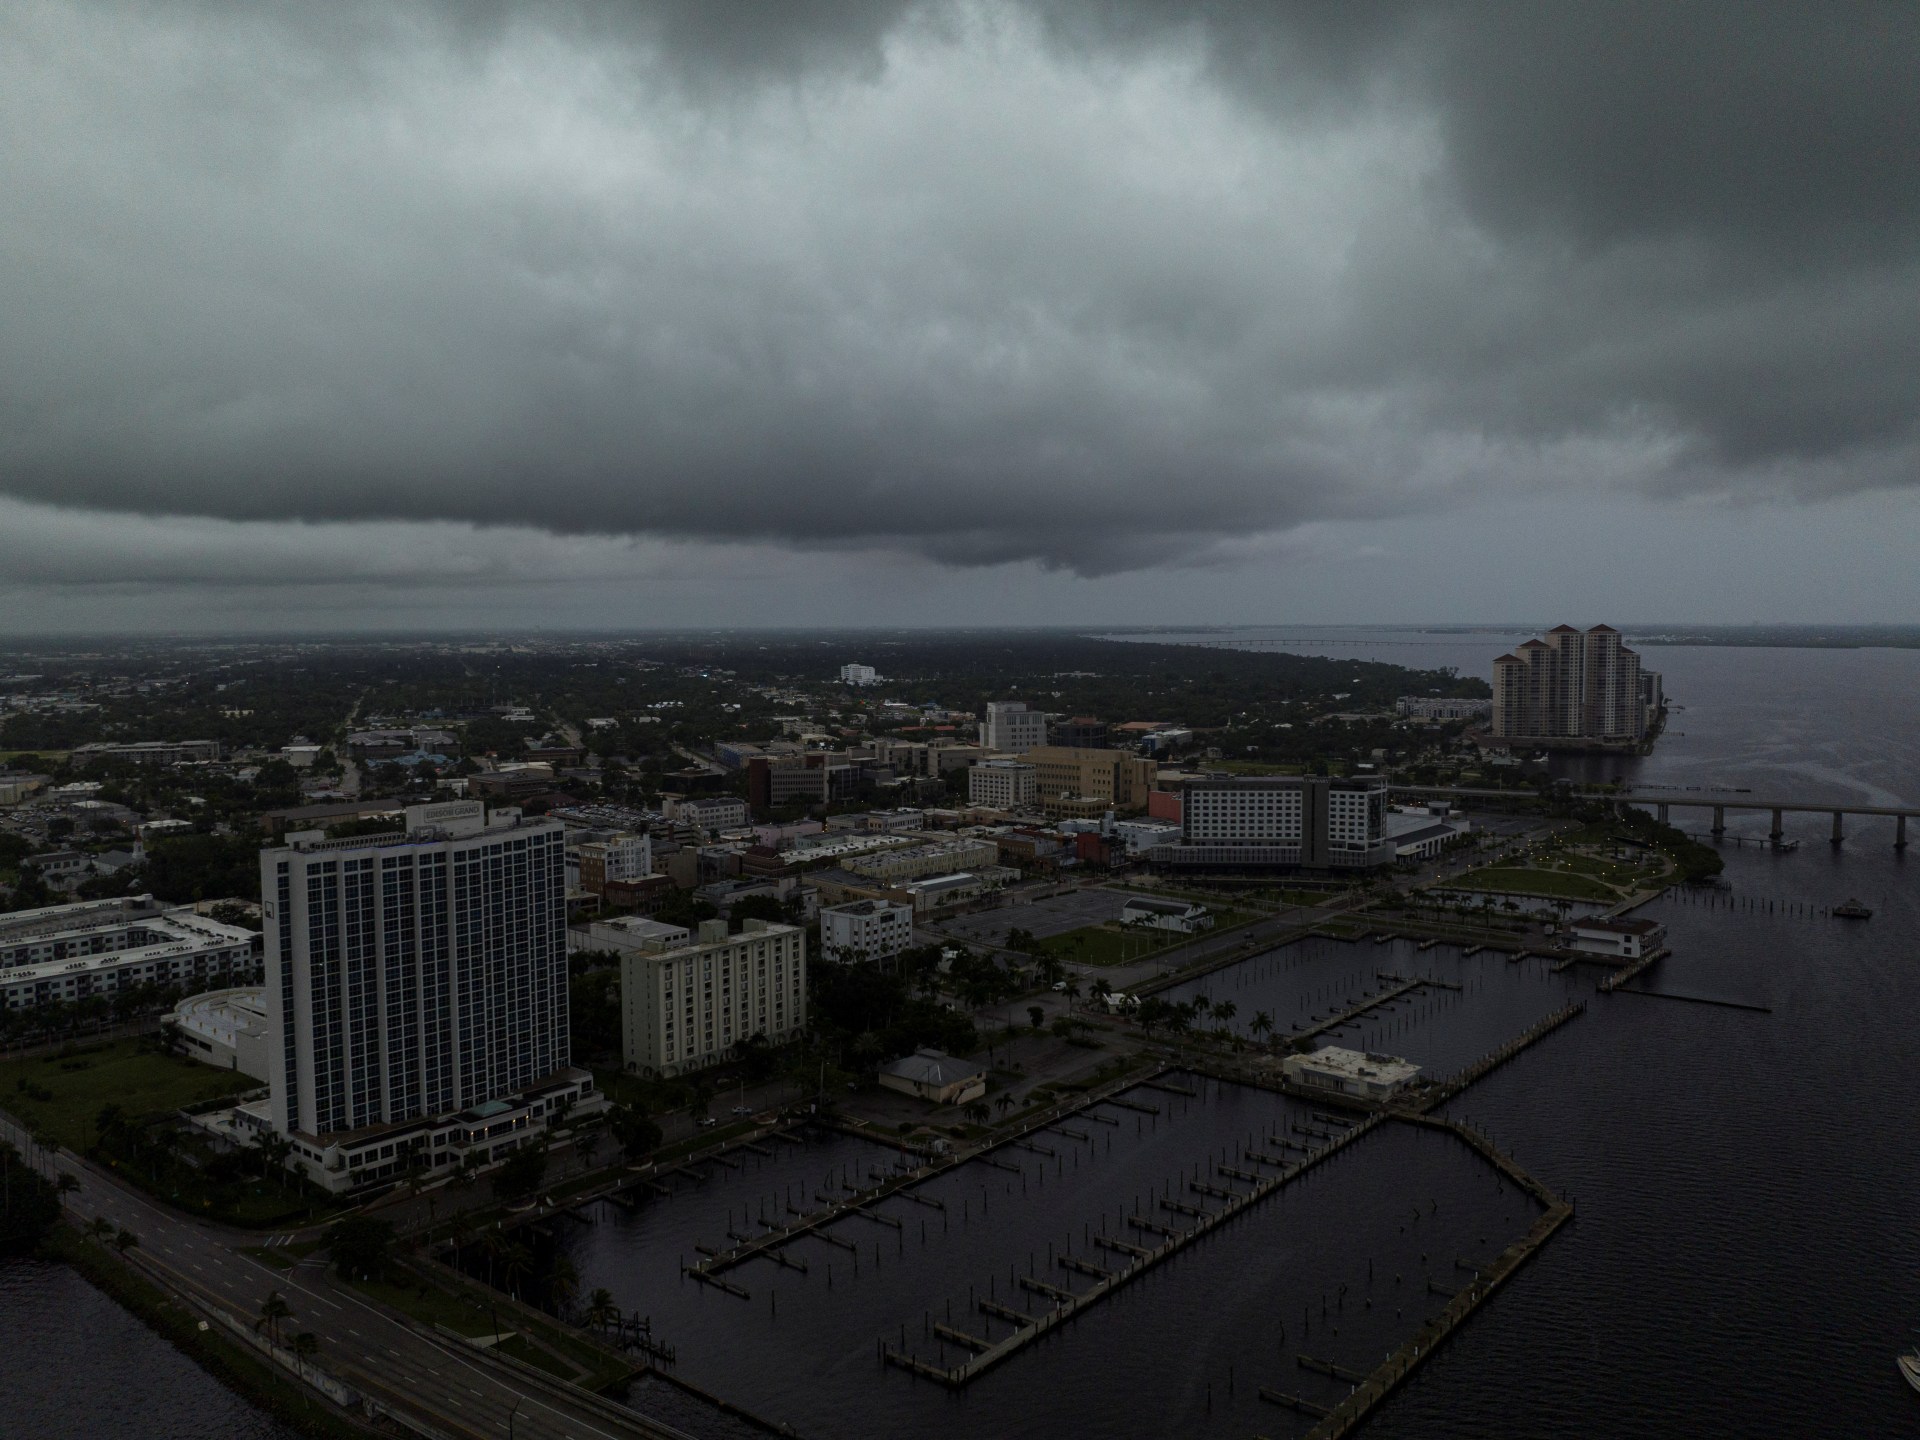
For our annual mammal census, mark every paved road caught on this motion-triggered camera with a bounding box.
[0,1113,678,1440]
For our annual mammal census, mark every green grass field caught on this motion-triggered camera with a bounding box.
[0,1038,260,1151]
[1447,866,1619,902]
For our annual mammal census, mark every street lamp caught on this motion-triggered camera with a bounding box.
[507,1398,522,1440]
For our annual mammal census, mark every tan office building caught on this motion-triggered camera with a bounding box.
[1024,747,1157,814]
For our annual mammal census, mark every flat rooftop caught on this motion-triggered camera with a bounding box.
[1292,1045,1422,1085]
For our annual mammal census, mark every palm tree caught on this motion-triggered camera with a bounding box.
[87,1214,114,1244]
[54,1173,79,1209]
[257,1290,293,1348]
[994,1093,1015,1120]
[1249,1011,1274,1044]
[963,1100,990,1127]
[481,1225,511,1289]
[584,1288,620,1332]
[546,1256,580,1318]
[113,1227,138,1254]
[1214,1000,1238,1027]
[291,1332,320,1380]
[501,1242,535,1301]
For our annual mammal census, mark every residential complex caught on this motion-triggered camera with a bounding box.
[609,917,809,1078]
[820,898,913,963]
[1148,775,1393,870]
[980,701,1047,753]
[250,800,601,1193]
[0,895,260,1011]
[1491,625,1660,747]
[838,663,880,686]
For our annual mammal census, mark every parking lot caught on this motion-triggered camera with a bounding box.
[932,886,1134,947]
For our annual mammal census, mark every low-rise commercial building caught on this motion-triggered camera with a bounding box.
[843,838,999,884]
[1386,810,1474,862]
[1566,917,1666,959]
[1282,1045,1421,1100]
[901,870,1012,913]
[615,918,809,1078]
[72,739,223,766]
[171,986,272,1079]
[820,898,913,963]
[673,796,751,831]
[877,1048,986,1106]
[1395,697,1493,720]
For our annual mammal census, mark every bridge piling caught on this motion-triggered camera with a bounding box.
[1832,811,1845,846]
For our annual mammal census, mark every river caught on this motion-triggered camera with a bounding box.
[5,631,1917,1437]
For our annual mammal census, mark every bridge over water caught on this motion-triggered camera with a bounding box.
[1390,785,1918,849]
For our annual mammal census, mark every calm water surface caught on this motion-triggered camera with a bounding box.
[8,635,1918,1437]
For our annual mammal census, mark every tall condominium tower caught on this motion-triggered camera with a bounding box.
[1491,624,1657,745]
[256,800,597,1191]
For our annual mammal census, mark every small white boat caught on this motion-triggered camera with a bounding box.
[1900,1347,1920,1394]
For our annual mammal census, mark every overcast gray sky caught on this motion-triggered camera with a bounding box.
[2,1,1916,632]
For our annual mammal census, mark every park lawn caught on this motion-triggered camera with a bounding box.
[1448,866,1619,902]
[0,1038,260,1151]
[354,1274,496,1336]
[358,1270,632,1389]
[1035,925,1150,967]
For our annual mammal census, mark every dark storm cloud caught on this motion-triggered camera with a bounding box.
[0,0,1914,582]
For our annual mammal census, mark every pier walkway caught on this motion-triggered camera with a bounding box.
[884,1112,1389,1386]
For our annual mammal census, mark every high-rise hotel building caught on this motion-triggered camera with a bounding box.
[1491,624,1660,747]
[1147,775,1393,870]
[252,800,602,1193]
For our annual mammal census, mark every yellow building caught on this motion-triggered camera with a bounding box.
[1023,747,1157,814]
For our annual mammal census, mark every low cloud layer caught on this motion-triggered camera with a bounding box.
[2,1,1915,587]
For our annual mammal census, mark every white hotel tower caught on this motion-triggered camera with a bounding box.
[255,800,600,1192]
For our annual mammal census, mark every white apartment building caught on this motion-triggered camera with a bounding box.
[253,800,601,1193]
[0,895,260,1011]
[820,899,913,963]
[968,759,1037,809]
[839,663,880,686]
[1150,776,1393,870]
[980,702,1047,754]
[614,918,809,1078]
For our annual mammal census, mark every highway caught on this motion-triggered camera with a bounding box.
[0,1113,684,1440]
